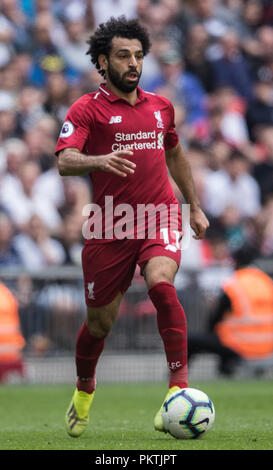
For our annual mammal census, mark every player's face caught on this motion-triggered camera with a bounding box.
[106,37,143,93]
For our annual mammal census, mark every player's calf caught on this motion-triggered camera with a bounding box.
[148,281,188,389]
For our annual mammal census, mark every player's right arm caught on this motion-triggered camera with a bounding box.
[57,147,136,178]
[55,95,135,178]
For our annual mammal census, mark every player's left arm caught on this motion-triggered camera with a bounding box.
[165,142,209,240]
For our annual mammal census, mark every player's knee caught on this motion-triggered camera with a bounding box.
[146,271,174,289]
[86,317,111,338]
[86,309,116,338]
[144,258,177,289]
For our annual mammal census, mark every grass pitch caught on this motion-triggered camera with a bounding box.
[0,380,272,451]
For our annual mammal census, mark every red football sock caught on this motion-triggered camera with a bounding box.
[75,322,106,394]
[148,281,188,389]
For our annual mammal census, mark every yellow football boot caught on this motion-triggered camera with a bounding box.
[65,388,95,437]
[154,386,181,432]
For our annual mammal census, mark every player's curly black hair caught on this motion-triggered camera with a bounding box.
[86,16,151,77]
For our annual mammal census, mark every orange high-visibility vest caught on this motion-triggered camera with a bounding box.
[0,283,25,362]
[215,267,273,359]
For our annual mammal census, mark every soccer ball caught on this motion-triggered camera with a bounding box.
[162,388,215,439]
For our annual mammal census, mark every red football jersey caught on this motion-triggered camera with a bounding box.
[55,84,181,240]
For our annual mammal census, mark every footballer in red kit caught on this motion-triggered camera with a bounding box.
[55,16,209,438]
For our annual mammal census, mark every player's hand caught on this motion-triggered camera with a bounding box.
[190,206,209,240]
[95,148,136,177]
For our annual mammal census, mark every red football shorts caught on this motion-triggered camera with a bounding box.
[82,227,182,307]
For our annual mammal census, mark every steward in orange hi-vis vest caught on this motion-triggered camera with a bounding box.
[215,267,273,359]
[0,282,25,363]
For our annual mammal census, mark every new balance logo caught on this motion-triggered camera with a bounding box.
[109,116,122,124]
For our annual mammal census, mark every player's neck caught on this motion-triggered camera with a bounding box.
[105,80,138,106]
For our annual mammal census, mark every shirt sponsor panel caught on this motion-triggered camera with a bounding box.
[111,130,164,151]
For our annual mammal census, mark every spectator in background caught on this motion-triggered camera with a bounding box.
[255,195,273,256]
[0,137,28,200]
[0,9,14,70]
[242,25,273,83]
[184,141,212,207]
[240,0,264,36]
[252,125,273,203]
[262,0,273,24]
[13,214,65,269]
[0,148,6,178]
[22,125,54,169]
[58,176,91,220]
[146,47,207,127]
[0,91,17,140]
[0,159,39,229]
[43,71,71,125]
[58,213,84,266]
[208,29,253,102]
[206,86,249,147]
[206,234,232,267]
[0,57,28,96]
[65,79,86,107]
[255,26,273,80]
[184,23,214,93]
[138,0,183,50]
[16,85,45,136]
[33,114,60,170]
[219,204,249,252]
[188,243,273,376]
[0,211,22,266]
[30,114,65,208]
[0,282,26,383]
[31,0,60,19]
[139,32,174,91]
[0,160,62,233]
[203,149,261,218]
[34,157,65,215]
[26,11,68,87]
[57,7,93,75]
[172,141,215,270]
[0,0,31,53]
[208,138,233,171]
[14,272,51,354]
[170,100,197,146]
[246,78,273,141]
[185,0,240,39]
[92,0,137,26]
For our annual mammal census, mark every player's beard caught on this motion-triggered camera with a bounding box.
[107,62,141,93]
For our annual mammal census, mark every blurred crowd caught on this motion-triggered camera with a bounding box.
[0,0,273,272]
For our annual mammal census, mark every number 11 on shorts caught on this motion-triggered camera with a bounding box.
[160,228,181,252]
